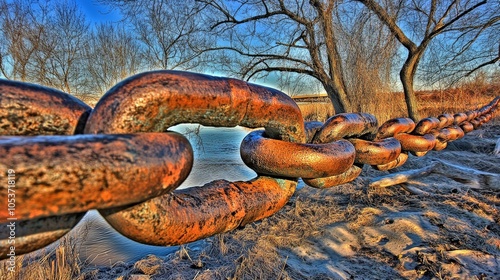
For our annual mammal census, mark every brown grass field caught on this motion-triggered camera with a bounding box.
[298,83,500,123]
[1,83,499,279]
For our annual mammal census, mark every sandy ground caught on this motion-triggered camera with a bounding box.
[78,121,500,280]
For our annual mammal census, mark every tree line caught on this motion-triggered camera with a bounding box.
[1,0,498,120]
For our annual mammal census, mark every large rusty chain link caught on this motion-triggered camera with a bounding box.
[1,70,498,258]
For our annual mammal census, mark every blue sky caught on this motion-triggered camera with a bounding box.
[78,1,120,22]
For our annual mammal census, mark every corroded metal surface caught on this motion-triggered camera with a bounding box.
[413,117,440,135]
[303,165,362,189]
[374,152,409,171]
[395,133,437,153]
[0,80,91,135]
[438,114,455,128]
[460,122,475,133]
[0,133,193,221]
[85,70,306,143]
[481,96,500,113]
[100,177,296,245]
[454,112,468,125]
[241,130,355,178]
[348,137,401,165]
[375,117,415,140]
[465,111,478,122]
[435,126,465,142]
[0,71,498,259]
[0,81,94,256]
[311,113,378,143]
[304,121,324,142]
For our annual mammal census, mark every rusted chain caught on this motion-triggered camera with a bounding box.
[85,70,304,246]
[0,133,193,221]
[0,71,498,260]
[100,177,296,245]
[311,113,378,143]
[240,130,355,178]
[0,80,92,256]
[0,79,91,135]
[348,138,401,165]
[302,165,363,189]
[84,70,305,143]
[246,97,499,188]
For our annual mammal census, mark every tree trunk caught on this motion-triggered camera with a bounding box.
[400,55,422,121]
[315,2,351,115]
[323,81,349,114]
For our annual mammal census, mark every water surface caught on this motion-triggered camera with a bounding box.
[73,125,257,265]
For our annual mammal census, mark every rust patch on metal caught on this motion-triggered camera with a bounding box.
[470,118,481,129]
[241,130,355,178]
[304,121,324,143]
[85,70,306,143]
[454,113,468,125]
[312,113,378,143]
[100,176,296,245]
[0,80,91,135]
[0,132,193,221]
[348,137,401,165]
[438,114,455,129]
[460,122,474,133]
[395,133,436,153]
[480,96,499,114]
[374,152,409,171]
[303,165,362,188]
[413,117,440,135]
[375,118,415,140]
[465,111,478,122]
[433,141,448,151]
[435,126,465,143]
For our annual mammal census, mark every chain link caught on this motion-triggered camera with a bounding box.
[1,70,498,258]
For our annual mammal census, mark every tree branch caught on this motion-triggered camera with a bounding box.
[430,0,487,38]
[464,56,500,77]
[247,66,317,81]
[358,0,417,52]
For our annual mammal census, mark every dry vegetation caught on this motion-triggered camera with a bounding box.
[299,82,500,123]
[1,84,499,280]
[0,230,85,280]
[75,119,498,279]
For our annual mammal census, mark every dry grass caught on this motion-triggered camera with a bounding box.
[416,83,499,117]
[299,82,499,123]
[3,124,499,279]
[296,102,335,122]
[3,81,499,279]
[0,221,90,280]
[74,120,500,279]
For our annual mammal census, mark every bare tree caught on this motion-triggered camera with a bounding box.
[336,3,398,112]
[359,0,499,120]
[0,0,45,81]
[197,0,397,115]
[37,0,89,94]
[84,23,145,95]
[198,0,352,113]
[100,0,211,71]
[0,0,91,95]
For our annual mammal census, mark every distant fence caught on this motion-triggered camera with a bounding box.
[292,93,330,103]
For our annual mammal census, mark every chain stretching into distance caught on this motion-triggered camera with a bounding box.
[0,70,498,258]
